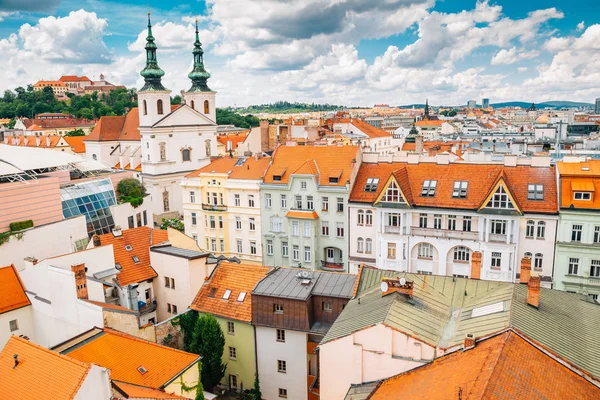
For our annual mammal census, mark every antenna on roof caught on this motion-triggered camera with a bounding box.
[399,277,406,286]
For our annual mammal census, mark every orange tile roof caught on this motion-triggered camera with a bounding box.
[557,161,600,209]
[113,381,190,399]
[286,210,319,219]
[64,328,199,389]
[85,300,138,314]
[34,80,67,87]
[97,227,168,286]
[415,120,445,127]
[191,262,271,323]
[64,136,87,153]
[86,115,126,142]
[368,330,599,400]
[216,132,249,151]
[349,119,392,138]
[0,265,31,314]
[186,156,270,180]
[119,107,140,141]
[59,76,91,82]
[263,145,359,187]
[350,162,557,213]
[0,336,92,399]
[134,164,142,172]
[26,124,42,131]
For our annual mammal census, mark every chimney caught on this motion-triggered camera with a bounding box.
[71,264,88,300]
[520,257,532,284]
[92,234,101,247]
[527,276,540,308]
[13,354,19,369]
[415,135,424,154]
[463,333,475,350]
[381,278,414,299]
[470,251,482,280]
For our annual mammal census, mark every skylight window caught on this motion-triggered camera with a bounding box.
[452,181,468,198]
[222,289,232,300]
[237,292,247,302]
[364,178,380,192]
[527,184,544,200]
[115,263,122,270]
[421,180,437,197]
[132,256,140,263]
[234,158,246,166]
[471,301,504,318]
[208,287,217,298]
[137,366,147,374]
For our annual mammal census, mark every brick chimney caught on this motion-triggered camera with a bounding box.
[470,251,482,280]
[260,120,270,153]
[520,257,532,284]
[464,333,475,349]
[71,264,88,300]
[527,276,540,308]
[381,278,414,299]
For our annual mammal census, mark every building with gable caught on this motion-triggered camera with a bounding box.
[0,265,33,348]
[332,118,398,155]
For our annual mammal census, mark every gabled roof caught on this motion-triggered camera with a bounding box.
[151,104,215,128]
[185,156,271,180]
[85,115,126,142]
[0,336,93,399]
[0,265,31,314]
[113,381,190,399]
[557,160,600,209]
[364,330,600,399]
[191,262,271,323]
[96,227,168,286]
[61,328,199,389]
[335,119,392,138]
[64,136,87,153]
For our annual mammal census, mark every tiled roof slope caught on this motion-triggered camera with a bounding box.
[324,267,600,379]
[186,156,270,180]
[97,227,168,286]
[119,107,140,141]
[0,265,31,314]
[350,162,558,213]
[263,145,359,187]
[191,262,271,323]
[63,328,199,389]
[85,108,140,142]
[334,118,392,138]
[365,330,600,400]
[113,381,190,399]
[0,336,92,399]
[64,136,86,153]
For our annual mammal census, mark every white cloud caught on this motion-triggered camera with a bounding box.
[517,67,528,73]
[577,21,585,31]
[491,47,539,65]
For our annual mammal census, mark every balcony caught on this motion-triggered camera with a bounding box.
[383,225,401,234]
[139,301,157,315]
[202,203,227,212]
[411,227,479,241]
[320,261,344,271]
[480,269,513,283]
[488,233,507,243]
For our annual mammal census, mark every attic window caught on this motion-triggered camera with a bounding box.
[222,289,232,300]
[452,181,468,198]
[125,245,133,251]
[237,292,247,302]
[208,287,217,298]
[364,178,380,192]
[132,256,140,263]
[574,192,592,201]
[273,175,282,181]
[137,366,147,374]
[329,169,342,184]
[421,180,437,197]
[115,263,122,270]
[329,177,339,184]
[527,184,544,200]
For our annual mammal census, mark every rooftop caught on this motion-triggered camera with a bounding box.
[85,108,140,142]
[186,155,270,180]
[112,381,190,399]
[0,265,31,314]
[150,244,209,260]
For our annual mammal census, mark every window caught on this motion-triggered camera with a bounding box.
[212,192,218,205]
[210,216,216,229]
[228,321,235,334]
[218,216,223,229]
[279,388,288,398]
[534,253,543,270]
[128,215,134,229]
[282,242,288,257]
[301,181,307,190]
[182,148,191,162]
[208,287,217,298]
[453,246,470,262]
[281,194,287,208]
[491,252,502,269]
[292,221,299,236]
[267,240,273,255]
[220,193,224,205]
[277,360,287,373]
[527,184,544,200]
[191,100,195,110]
[172,304,178,314]
[303,222,311,237]
[321,221,329,236]
[274,304,284,314]
[421,180,437,197]
[526,220,535,238]
[418,243,433,259]
[365,238,373,254]
[595,226,600,244]
[157,99,164,115]
[572,224,582,242]
[236,217,242,230]
[277,329,286,342]
[132,256,140,263]
[307,196,314,210]
[568,258,579,275]
[322,301,332,312]
[387,213,401,227]
[336,222,344,238]
[266,193,272,208]
[207,192,211,204]
[387,243,397,259]
[292,245,299,261]
[537,221,545,239]
[229,347,237,360]
[384,181,400,202]
[236,240,243,253]
[230,375,237,389]
[357,237,364,253]
[295,195,303,209]
[237,292,246,302]
[366,210,373,226]
[271,216,283,232]
[364,178,380,192]
[419,213,428,228]
[189,212,197,226]
[249,218,256,231]
[452,181,469,198]
[486,186,514,209]
[164,276,171,288]
[590,260,600,277]
[211,239,217,252]
[304,246,311,262]
[322,197,329,211]
[490,220,507,235]
[248,195,255,207]
[337,198,344,212]
[250,241,257,255]
[574,192,592,201]
[234,194,241,206]
[447,215,456,231]
[433,214,442,230]
[159,142,166,161]
[220,239,224,252]
[167,303,171,313]
[204,100,209,114]
[223,289,232,300]
[9,319,18,332]
[143,99,147,115]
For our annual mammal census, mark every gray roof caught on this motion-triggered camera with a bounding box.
[344,381,381,400]
[150,245,209,260]
[252,267,357,300]
[322,267,600,378]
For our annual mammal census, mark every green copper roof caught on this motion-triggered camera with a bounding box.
[140,12,167,92]
[187,19,212,92]
[405,124,419,143]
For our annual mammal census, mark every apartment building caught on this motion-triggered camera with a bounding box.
[261,145,361,272]
[332,119,398,155]
[181,155,270,264]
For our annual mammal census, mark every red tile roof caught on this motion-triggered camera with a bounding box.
[97,227,168,286]
[186,156,271,180]
[59,76,91,82]
[64,136,87,153]
[367,330,599,399]
[348,119,392,138]
[286,210,319,219]
[113,382,190,399]
[216,132,249,151]
[0,265,31,314]
[85,108,140,142]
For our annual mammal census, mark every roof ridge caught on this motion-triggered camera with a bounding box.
[10,336,92,371]
[466,331,510,399]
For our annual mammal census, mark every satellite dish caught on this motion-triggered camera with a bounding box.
[399,277,406,286]
[380,281,389,293]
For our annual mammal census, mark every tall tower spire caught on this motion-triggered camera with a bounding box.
[424,99,430,120]
[140,12,166,91]
[187,18,212,92]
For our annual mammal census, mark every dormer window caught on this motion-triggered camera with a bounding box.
[329,177,339,184]
[329,169,342,184]
[421,180,437,197]
[132,256,140,263]
[574,192,592,201]
[452,181,468,198]
[383,181,400,202]
[364,178,380,192]
[486,186,514,209]
[273,175,282,181]
[125,245,132,252]
[527,184,544,200]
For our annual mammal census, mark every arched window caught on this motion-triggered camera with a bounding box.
[204,100,209,114]
[182,148,191,162]
[534,253,543,270]
[418,243,433,259]
[524,252,532,259]
[526,220,535,238]
[143,100,147,115]
[157,99,164,115]
[191,100,195,110]
[357,238,364,253]
[365,210,373,226]
[159,142,166,161]
[357,210,364,225]
[537,221,546,239]
[205,140,211,157]
[365,238,372,254]
[453,246,470,262]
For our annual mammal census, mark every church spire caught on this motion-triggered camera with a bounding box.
[140,12,166,92]
[187,18,212,92]
[424,99,430,120]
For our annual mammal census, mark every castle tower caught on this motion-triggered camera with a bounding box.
[185,19,216,122]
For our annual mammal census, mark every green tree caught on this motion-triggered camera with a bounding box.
[65,128,86,136]
[191,314,226,392]
[117,178,146,208]
[171,95,182,105]
[160,218,185,232]
[178,310,199,352]
[251,374,262,400]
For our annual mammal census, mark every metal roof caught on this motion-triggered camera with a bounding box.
[150,245,209,260]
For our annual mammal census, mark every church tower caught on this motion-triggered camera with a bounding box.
[185,20,216,122]
[138,12,171,127]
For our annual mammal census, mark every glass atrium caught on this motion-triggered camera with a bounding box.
[61,178,117,236]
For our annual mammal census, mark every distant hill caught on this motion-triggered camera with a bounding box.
[397,101,594,109]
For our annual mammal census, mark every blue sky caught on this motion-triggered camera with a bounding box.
[0,0,598,107]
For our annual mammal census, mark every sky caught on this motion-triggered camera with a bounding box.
[0,0,598,107]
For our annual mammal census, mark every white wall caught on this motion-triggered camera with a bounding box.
[0,306,34,349]
[111,200,152,230]
[74,365,112,400]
